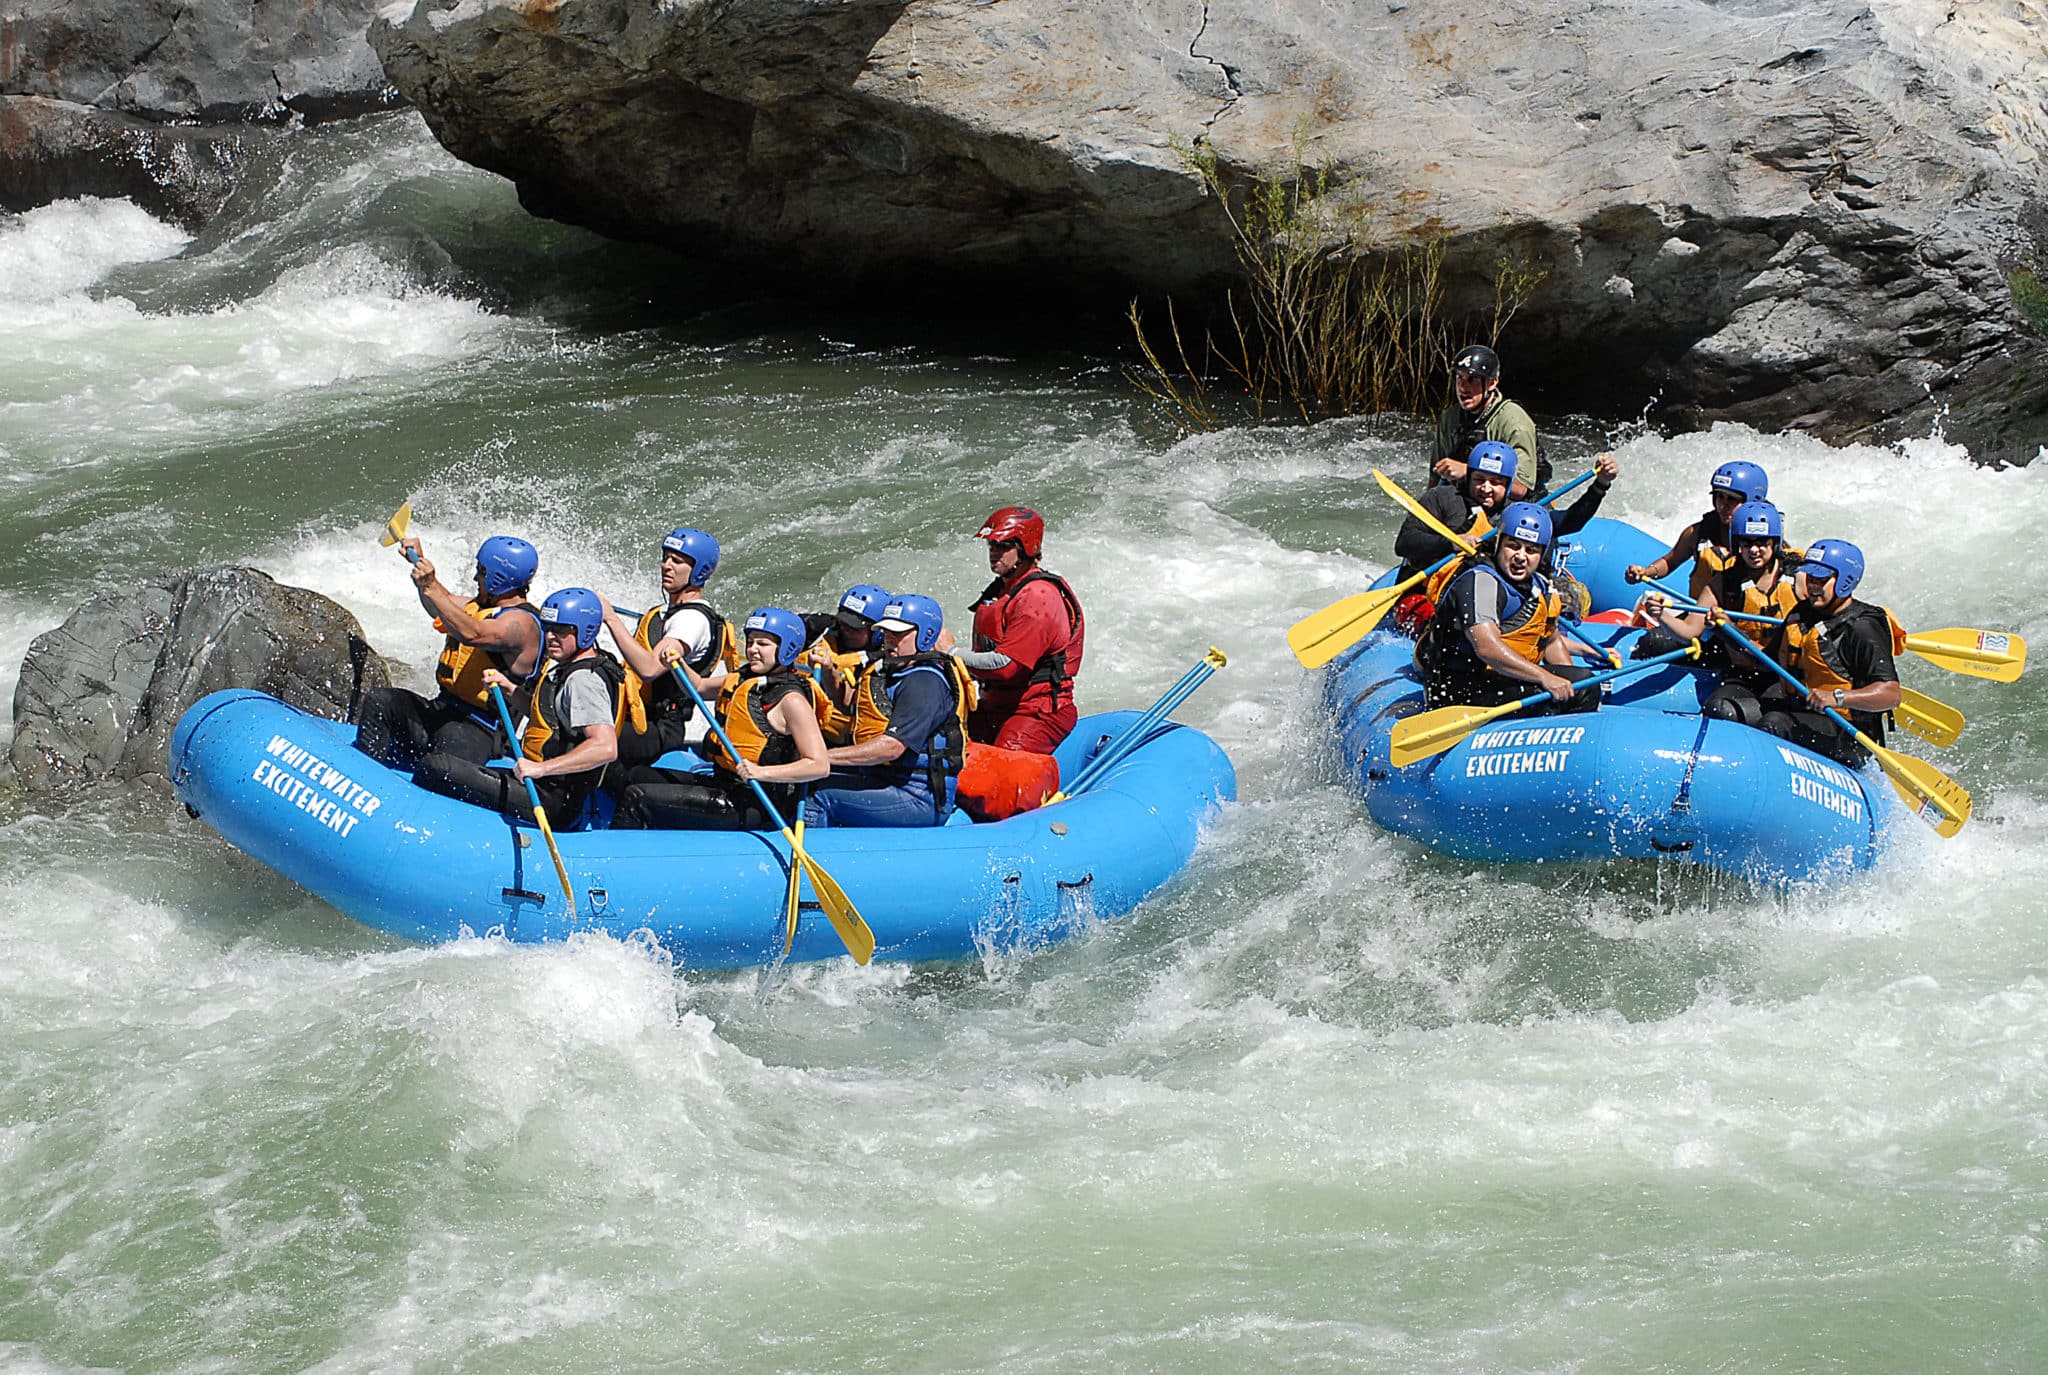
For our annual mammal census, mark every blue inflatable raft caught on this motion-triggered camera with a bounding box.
[170,691,1235,967]
[1325,517,1899,883]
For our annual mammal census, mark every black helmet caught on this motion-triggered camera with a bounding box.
[1451,344,1501,382]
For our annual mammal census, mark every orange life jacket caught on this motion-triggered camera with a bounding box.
[1777,600,1907,694]
[433,601,542,711]
[708,669,824,775]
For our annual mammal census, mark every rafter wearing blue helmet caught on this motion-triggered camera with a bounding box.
[1631,499,1799,680]
[1413,499,1609,717]
[803,584,894,746]
[1393,435,1621,594]
[355,530,545,776]
[803,593,977,830]
[607,526,737,776]
[1627,459,1780,591]
[1747,538,1903,767]
[413,585,628,831]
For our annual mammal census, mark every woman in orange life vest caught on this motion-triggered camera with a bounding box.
[1716,539,1903,767]
[602,526,737,778]
[417,588,626,828]
[614,608,830,831]
[1628,499,1802,719]
[958,506,1084,754]
[1625,460,1772,591]
[806,594,975,829]
[354,534,543,774]
[1412,502,1609,713]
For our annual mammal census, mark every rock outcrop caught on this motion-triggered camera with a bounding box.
[372,0,2048,459]
[1,0,405,225]
[10,567,390,794]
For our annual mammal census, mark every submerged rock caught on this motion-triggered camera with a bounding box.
[10,568,390,794]
[371,0,2048,459]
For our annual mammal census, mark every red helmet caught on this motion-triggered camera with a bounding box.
[975,506,1045,559]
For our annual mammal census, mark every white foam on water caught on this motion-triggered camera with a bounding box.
[1,206,520,477]
[5,178,2047,1367]
[0,197,191,306]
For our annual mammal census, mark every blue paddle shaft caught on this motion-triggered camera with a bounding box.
[1710,623,1864,738]
[1541,468,1597,506]
[1066,656,1225,800]
[1644,575,1782,626]
[1501,644,1699,713]
[486,685,549,815]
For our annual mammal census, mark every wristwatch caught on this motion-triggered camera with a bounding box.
[1832,689,1846,707]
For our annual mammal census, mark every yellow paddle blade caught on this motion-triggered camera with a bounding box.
[1388,698,1521,767]
[1287,577,1416,669]
[532,804,577,910]
[1372,468,1479,555]
[782,830,875,965]
[1895,686,1964,748]
[781,819,805,955]
[379,501,412,548]
[1867,740,1972,838]
[1904,628,2026,683]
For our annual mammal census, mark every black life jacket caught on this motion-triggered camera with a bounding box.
[521,651,627,774]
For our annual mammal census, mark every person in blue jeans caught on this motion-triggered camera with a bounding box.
[804,593,977,828]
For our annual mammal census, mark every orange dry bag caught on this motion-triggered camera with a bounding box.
[956,742,1060,822]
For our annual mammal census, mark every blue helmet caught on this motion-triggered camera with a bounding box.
[837,584,892,623]
[1467,440,1518,484]
[742,607,808,668]
[1729,499,1783,544]
[1798,539,1865,598]
[1710,460,1769,503]
[659,528,720,587]
[538,587,605,652]
[475,535,538,596]
[877,594,945,653]
[1496,501,1554,551]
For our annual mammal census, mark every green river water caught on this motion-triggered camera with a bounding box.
[3,112,2047,1372]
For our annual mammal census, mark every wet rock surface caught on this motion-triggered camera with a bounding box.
[371,0,2048,458]
[10,568,390,795]
[1,0,404,226]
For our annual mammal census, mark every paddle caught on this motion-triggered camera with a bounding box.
[669,666,875,965]
[378,503,578,910]
[380,501,412,549]
[1711,624,1971,837]
[1641,576,2025,684]
[783,799,807,956]
[1284,469,1597,670]
[1898,627,2027,683]
[1053,646,1228,802]
[1897,686,1965,748]
[487,684,579,910]
[1389,643,1703,767]
[1636,578,1968,746]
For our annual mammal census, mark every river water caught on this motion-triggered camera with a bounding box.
[4,112,2046,1372]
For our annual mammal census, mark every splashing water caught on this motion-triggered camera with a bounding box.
[3,112,2046,1372]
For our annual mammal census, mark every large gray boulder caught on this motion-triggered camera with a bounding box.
[371,0,2048,459]
[10,567,390,794]
[0,0,405,225]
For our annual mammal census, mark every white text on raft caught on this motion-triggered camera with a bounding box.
[250,734,383,837]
